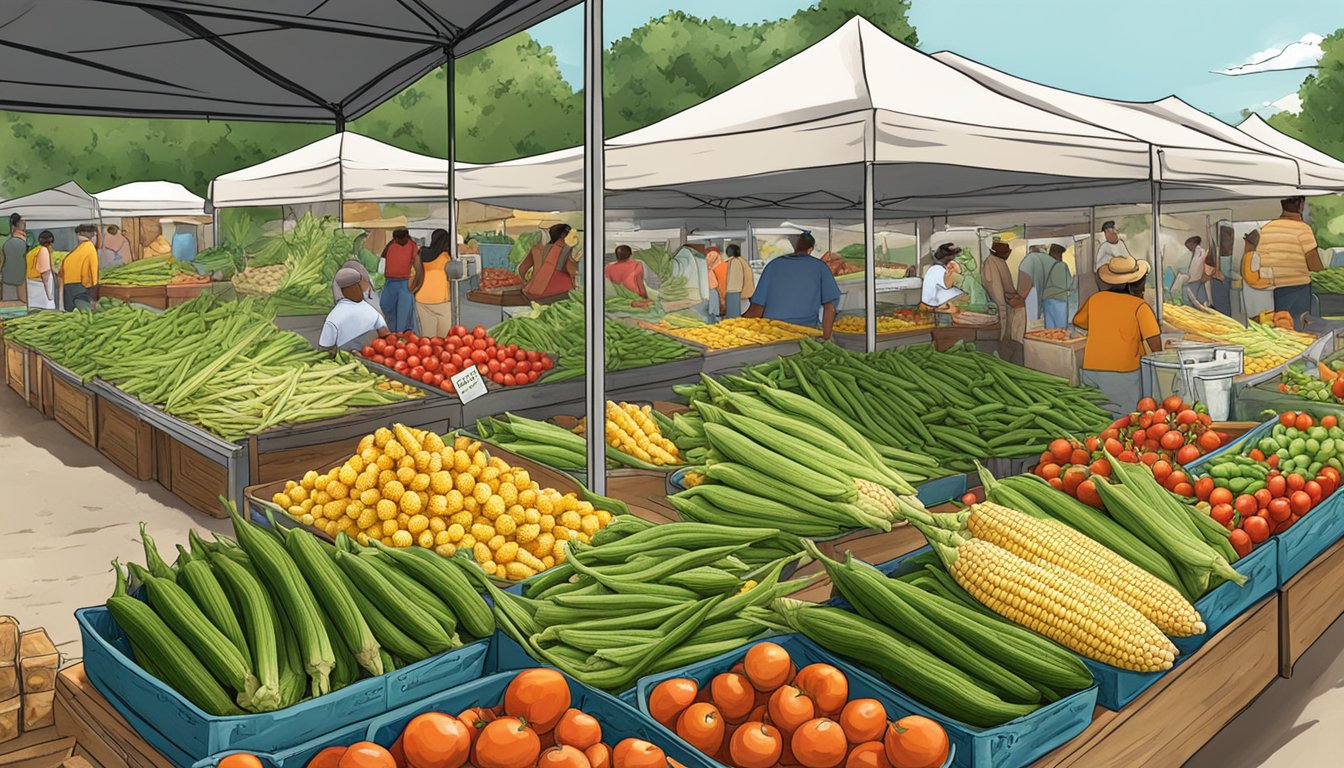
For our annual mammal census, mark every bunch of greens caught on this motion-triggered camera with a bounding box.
[261,214,366,315]
[467,231,514,245]
[508,230,542,267]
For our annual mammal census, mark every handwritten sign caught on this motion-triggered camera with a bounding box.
[451,366,489,404]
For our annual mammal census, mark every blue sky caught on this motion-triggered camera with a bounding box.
[529,0,1344,121]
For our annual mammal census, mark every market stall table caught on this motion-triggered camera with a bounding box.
[930,323,1002,353]
[95,285,167,310]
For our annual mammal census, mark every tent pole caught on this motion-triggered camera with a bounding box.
[445,53,460,328]
[864,161,876,353]
[1152,181,1163,324]
[583,0,607,494]
[337,126,345,228]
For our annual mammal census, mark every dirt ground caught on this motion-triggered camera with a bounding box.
[1,388,1341,766]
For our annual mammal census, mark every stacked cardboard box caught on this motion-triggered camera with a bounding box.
[0,617,59,745]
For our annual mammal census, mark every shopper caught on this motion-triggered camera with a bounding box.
[519,223,578,303]
[1072,255,1162,415]
[604,244,649,299]
[1175,235,1219,307]
[100,224,130,268]
[1095,220,1131,272]
[1040,244,1073,330]
[743,232,841,339]
[378,228,418,332]
[25,231,56,310]
[1020,245,1053,324]
[921,243,965,309]
[2,213,27,303]
[715,244,754,319]
[414,228,457,338]
[320,268,390,352]
[333,259,375,304]
[703,246,723,320]
[1254,196,1323,328]
[980,241,1032,365]
[61,224,100,311]
[1240,229,1275,319]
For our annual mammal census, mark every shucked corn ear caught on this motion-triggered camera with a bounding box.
[948,539,1177,672]
[966,502,1206,637]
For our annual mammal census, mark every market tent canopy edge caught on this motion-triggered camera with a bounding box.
[94,181,207,218]
[1236,114,1344,190]
[0,181,100,228]
[0,0,579,123]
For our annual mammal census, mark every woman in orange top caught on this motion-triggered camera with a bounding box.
[518,224,577,303]
[1072,255,1162,416]
[412,229,455,337]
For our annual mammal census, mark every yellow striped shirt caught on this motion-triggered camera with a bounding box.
[1256,215,1317,288]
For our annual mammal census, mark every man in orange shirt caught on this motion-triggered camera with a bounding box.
[1073,255,1162,415]
[61,223,99,311]
[1249,196,1323,327]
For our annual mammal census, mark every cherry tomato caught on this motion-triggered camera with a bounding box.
[1069,449,1090,466]
[1323,415,1339,429]
[1267,454,1280,469]
[1137,397,1158,412]
[1295,413,1314,431]
[393,347,408,361]
[1076,480,1102,508]
[1286,474,1306,492]
[1104,438,1125,456]
[1243,515,1270,544]
[1175,444,1202,466]
[1280,412,1297,427]
[1166,470,1190,489]
[1118,450,1138,463]
[1234,494,1259,517]
[1171,482,1194,498]
[503,373,517,386]
[1176,409,1198,426]
[1248,448,1265,461]
[1304,480,1323,504]
[1131,429,1148,446]
[1152,460,1173,483]
[1088,459,1112,477]
[473,326,487,339]
[1208,486,1234,506]
[1289,490,1312,516]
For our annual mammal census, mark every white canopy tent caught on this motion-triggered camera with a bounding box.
[94,181,208,218]
[1237,114,1344,190]
[0,181,100,228]
[209,133,456,210]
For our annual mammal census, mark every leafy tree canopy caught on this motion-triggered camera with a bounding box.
[1269,28,1344,248]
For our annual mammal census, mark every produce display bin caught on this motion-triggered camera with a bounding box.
[1231,379,1344,421]
[1023,335,1086,386]
[5,338,43,409]
[604,354,707,404]
[96,392,156,481]
[637,635,1073,768]
[75,603,489,764]
[1314,291,1344,317]
[869,541,1276,712]
[698,339,806,376]
[191,719,371,768]
[467,287,531,306]
[364,669,718,768]
[832,328,935,353]
[45,360,97,446]
[98,284,168,309]
[1278,537,1344,678]
[166,281,216,307]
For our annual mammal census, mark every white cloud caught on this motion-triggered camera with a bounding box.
[1216,33,1324,75]
[1270,93,1303,114]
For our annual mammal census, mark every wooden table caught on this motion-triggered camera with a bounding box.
[1278,536,1344,678]
[930,323,1000,352]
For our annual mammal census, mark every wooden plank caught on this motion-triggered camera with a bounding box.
[169,437,228,518]
[55,668,167,768]
[812,523,926,566]
[1279,537,1344,678]
[37,359,53,419]
[0,735,74,768]
[51,376,96,447]
[95,397,154,482]
[21,694,52,732]
[1032,595,1278,768]
[0,618,17,701]
[61,757,93,768]
[53,698,128,768]
[4,342,22,399]
[152,430,171,491]
[18,632,56,694]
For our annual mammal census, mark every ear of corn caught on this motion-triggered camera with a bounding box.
[965,502,1206,637]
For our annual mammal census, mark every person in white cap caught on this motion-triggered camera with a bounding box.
[320,268,389,353]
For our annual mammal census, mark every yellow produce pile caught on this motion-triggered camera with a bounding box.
[650,317,820,349]
[272,424,612,580]
[575,401,681,466]
[1162,303,1314,374]
[833,314,934,334]
[373,378,425,398]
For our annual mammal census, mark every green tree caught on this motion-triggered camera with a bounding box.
[1269,28,1344,248]
[603,0,917,135]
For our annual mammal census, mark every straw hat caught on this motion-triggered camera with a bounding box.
[1097,255,1151,285]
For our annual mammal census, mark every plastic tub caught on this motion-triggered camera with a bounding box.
[190,719,372,768]
[365,670,718,768]
[76,603,489,763]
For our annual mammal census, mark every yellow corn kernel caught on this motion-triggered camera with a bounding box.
[505,563,537,580]
[327,481,349,501]
[345,500,363,519]
[473,482,493,506]
[429,471,452,494]
[395,466,416,485]
[382,519,401,537]
[406,514,429,535]
[409,473,431,492]
[382,480,406,502]
[487,534,506,551]
[273,492,293,508]
[515,523,540,543]
[495,515,517,536]
[435,543,457,557]
[357,508,378,529]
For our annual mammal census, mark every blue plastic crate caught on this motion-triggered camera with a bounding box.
[190,720,371,768]
[477,243,513,271]
[640,634,1054,768]
[364,670,718,768]
[77,604,489,763]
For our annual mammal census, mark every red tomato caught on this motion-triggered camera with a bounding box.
[502,358,517,372]
[1131,428,1148,446]
[1175,444,1202,466]
[421,371,436,384]
[1197,431,1221,452]
[1152,409,1169,424]
[1140,452,1160,466]
[517,360,532,374]
[1172,482,1194,498]
[473,326,487,339]
[471,349,489,364]
[1304,480,1323,504]
[1210,504,1235,529]
[476,363,488,375]
[393,360,408,372]
[1229,528,1253,557]
[495,347,508,361]
[1243,515,1271,544]
[515,349,528,362]
[503,373,517,386]
[1323,467,1341,484]
[1323,415,1339,429]
[1118,450,1138,463]
[485,336,496,348]
[1039,464,1063,481]
[1152,460,1173,483]
[1248,448,1265,461]
[1194,477,1215,501]
[424,357,440,372]
[1290,491,1312,515]
[487,359,501,374]
[541,356,554,370]
[1085,460,1110,478]
[471,338,487,351]
[451,325,468,337]
[491,373,505,384]
[451,354,465,368]
[439,380,454,392]
[960,493,978,505]
[1137,397,1158,412]
[1139,414,1153,429]
[1048,439,1073,463]
[443,364,458,377]
[1267,454,1281,469]
[1265,475,1287,497]
[527,350,541,363]
[1161,396,1183,412]
[418,345,431,358]
[1286,473,1306,492]
[410,366,425,379]
[1279,412,1297,427]
[1295,413,1314,431]
[1103,438,1125,456]
[1318,475,1338,497]
[1159,431,1185,451]
[1208,486,1233,506]
[406,355,421,368]
[1254,488,1274,509]
[1176,409,1199,426]
[372,338,387,352]
[404,331,418,343]
[431,373,444,386]
[1076,480,1102,508]
[1267,498,1292,523]
[528,371,540,383]
[360,345,375,357]
[1234,494,1258,517]
[1148,423,1170,441]
[1198,413,1212,426]
[394,347,408,361]
[1069,449,1090,466]
[1166,470,1189,489]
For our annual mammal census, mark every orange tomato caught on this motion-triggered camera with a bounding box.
[219,755,264,768]
[390,735,408,768]
[793,664,848,718]
[1296,413,1314,431]
[402,713,472,768]
[1171,482,1194,498]
[1323,415,1339,429]
[307,747,347,768]
[768,686,816,736]
[1104,437,1125,456]
[1210,503,1234,529]
[1137,397,1158,412]
[648,679,697,729]
[1208,487,1233,507]
[1048,477,1064,490]
[1159,430,1185,452]
[1176,409,1199,426]
[743,643,793,692]
[676,702,725,756]
[1234,494,1258,517]
[1039,463,1062,481]
[846,742,891,768]
[729,722,784,768]
[1061,468,1088,494]
[1165,470,1189,489]
[504,669,570,733]
[473,718,541,768]
[1048,438,1074,463]
[1162,396,1184,413]
[1287,473,1307,492]
[1152,460,1173,483]
[1242,515,1270,544]
[584,744,611,768]
[791,719,848,768]
[1085,435,1100,452]
[1197,431,1221,452]
[1229,528,1253,558]
[1088,460,1112,477]
[1076,480,1102,508]
[1279,411,1297,427]
[1290,490,1312,516]
[1305,480,1324,504]
[839,699,887,744]
[1175,444,1202,466]
[1193,477,1215,501]
[338,743,397,768]
[612,739,666,768]
[1069,449,1090,466]
[884,717,949,768]
[554,709,602,751]
[538,746,592,768]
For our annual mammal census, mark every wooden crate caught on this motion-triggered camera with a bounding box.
[0,617,16,702]
[1024,335,1086,385]
[0,697,17,745]
[49,376,96,447]
[21,694,52,733]
[5,340,25,401]
[96,397,154,482]
[96,285,166,310]
[1032,595,1278,767]
[169,437,229,518]
[36,362,53,420]
[18,631,56,695]
[152,429,172,492]
[0,730,74,768]
[55,665,172,768]
[1278,537,1344,678]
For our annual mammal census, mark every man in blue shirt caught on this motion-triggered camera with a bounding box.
[743,233,842,339]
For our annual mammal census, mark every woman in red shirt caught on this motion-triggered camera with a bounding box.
[519,224,577,303]
[379,228,420,332]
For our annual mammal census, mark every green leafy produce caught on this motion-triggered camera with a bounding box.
[3,294,418,440]
[261,214,366,315]
[467,231,514,245]
[101,255,196,286]
[507,230,542,267]
[194,246,246,278]
[1312,267,1344,294]
[632,243,675,281]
